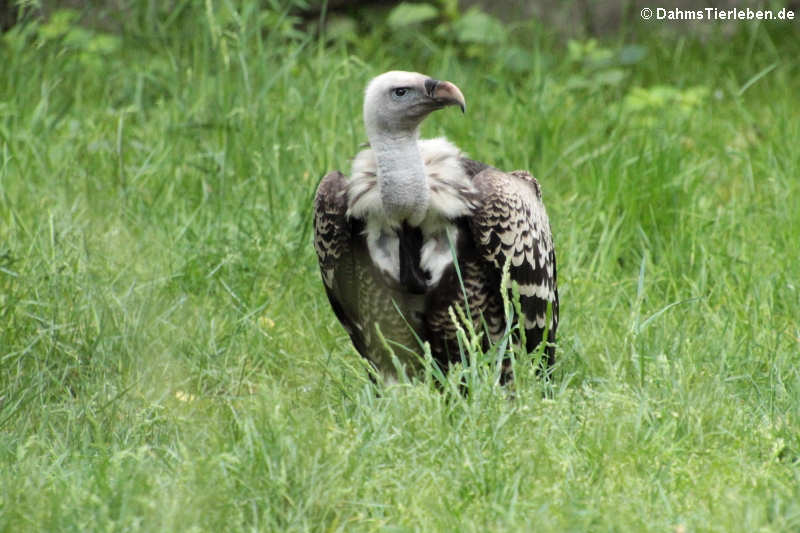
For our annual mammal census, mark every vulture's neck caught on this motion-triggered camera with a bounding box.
[370,129,429,226]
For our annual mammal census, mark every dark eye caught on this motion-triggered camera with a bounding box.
[392,88,408,98]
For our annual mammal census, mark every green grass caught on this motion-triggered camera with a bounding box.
[2,3,800,531]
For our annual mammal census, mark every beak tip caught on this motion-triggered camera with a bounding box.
[430,79,466,114]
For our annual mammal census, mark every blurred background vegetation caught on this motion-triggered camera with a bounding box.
[4,0,800,35]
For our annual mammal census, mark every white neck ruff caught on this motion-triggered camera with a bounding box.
[347,137,478,230]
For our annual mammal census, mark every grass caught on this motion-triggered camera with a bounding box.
[1,2,800,531]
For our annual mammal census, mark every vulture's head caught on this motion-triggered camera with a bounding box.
[363,71,466,138]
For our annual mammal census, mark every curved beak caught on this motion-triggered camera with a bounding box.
[424,78,466,113]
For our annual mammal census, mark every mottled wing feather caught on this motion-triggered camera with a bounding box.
[313,172,370,358]
[313,171,427,375]
[469,167,559,364]
[314,171,350,290]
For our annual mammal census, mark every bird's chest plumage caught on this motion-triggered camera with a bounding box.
[347,138,479,294]
[365,219,460,294]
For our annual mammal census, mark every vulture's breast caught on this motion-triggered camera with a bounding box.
[348,137,479,294]
[364,220,463,293]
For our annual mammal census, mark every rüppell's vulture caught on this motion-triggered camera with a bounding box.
[313,71,558,382]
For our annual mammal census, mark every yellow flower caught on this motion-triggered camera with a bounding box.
[174,391,196,403]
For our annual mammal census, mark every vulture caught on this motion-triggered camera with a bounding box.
[313,71,558,382]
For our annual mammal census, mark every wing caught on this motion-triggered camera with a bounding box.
[313,171,429,376]
[313,171,370,358]
[469,167,559,367]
